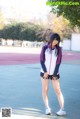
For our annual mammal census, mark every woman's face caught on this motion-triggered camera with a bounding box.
[52,39,58,48]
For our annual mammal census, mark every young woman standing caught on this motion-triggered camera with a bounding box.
[40,33,66,116]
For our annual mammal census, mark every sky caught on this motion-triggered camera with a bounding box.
[0,0,51,20]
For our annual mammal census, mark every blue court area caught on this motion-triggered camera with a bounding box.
[0,63,80,119]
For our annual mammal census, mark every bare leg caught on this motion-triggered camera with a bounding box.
[41,78,50,109]
[52,79,64,109]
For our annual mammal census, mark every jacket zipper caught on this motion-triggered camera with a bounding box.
[49,51,52,74]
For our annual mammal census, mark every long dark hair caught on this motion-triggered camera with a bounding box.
[49,33,60,56]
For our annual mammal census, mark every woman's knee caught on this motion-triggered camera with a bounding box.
[54,88,61,95]
[42,86,48,93]
[41,78,49,93]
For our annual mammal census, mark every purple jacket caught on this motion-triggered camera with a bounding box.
[40,44,62,76]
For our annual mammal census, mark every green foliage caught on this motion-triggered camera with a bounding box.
[0,22,44,41]
[46,0,80,27]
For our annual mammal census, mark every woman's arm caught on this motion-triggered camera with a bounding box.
[53,47,62,77]
[40,45,47,73]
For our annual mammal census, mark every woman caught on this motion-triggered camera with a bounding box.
[40,33,66,116]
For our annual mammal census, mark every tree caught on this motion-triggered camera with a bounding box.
[51,15,72,39]
[46,0,80,27]
[0,9,4,29]
[0,22,44,41]
[36,28,53,41]
[0,23,23,39]
[20,23,41,41]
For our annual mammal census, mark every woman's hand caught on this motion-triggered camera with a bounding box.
[52,76,57,80]
[43,72,48,79]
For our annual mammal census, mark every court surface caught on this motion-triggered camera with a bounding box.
[0,47,80,119]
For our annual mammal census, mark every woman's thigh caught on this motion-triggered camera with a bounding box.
[41,78,49,90]
[52,79,61,93]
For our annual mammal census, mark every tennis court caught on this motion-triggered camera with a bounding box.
[0,48,80,119]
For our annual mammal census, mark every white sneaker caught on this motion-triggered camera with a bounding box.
[45,108,51,115]
[56,109,66,116]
